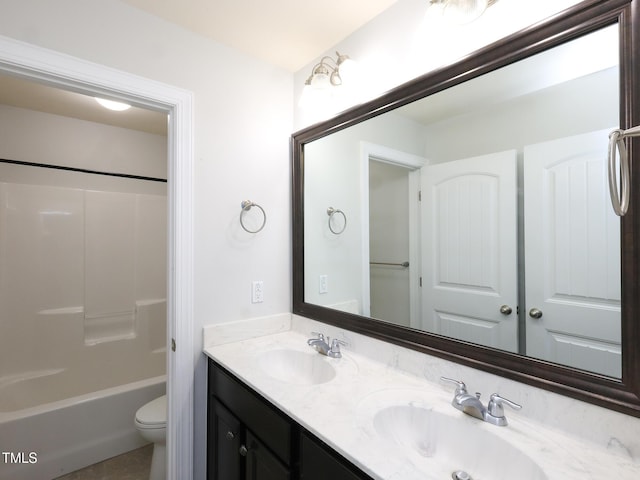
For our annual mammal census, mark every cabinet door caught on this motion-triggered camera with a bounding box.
[300,432,372,480]
[211,361,293,465]
[209,399,243,480]
[245,431,290,480]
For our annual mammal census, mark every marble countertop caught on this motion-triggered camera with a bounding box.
[204,327,640,480]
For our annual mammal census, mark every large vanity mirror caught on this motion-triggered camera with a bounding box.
[292,0,640,416]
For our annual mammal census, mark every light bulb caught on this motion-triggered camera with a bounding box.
[442,0,489,24]
[426,0,447,18]
[337,57,357,85]
[310,72,331,89]
[299,81,331,109]
[95,97,131,111]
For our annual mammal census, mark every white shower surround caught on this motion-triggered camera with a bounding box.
[0,34,195,479]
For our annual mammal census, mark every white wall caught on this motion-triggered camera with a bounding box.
[0,0,293,319]
[0,1,293,477]
[294,0,583,129]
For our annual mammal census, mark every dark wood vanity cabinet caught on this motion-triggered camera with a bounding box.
[299,431,369,480]
[208,358,372,480]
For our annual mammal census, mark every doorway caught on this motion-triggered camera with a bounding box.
[0,37,195,479]
[369,160,412,326]
[360,142,426,329]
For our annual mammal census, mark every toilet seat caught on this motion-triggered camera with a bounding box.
[135,395,166,429]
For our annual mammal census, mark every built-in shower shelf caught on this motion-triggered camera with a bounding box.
[84,311,136,346]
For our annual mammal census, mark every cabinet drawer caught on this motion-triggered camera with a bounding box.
[210,360,293,465]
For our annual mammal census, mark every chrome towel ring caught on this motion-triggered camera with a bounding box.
[240,200,266,233]
[608,125,640,216]
[327,207,347,234]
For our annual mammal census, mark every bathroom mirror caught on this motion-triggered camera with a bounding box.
[292,0,640,416]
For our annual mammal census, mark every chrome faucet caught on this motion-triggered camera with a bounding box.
[307,332,347,358]
[441,377,521,426]
[307,332,330,355]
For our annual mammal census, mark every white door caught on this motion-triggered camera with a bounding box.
[421,150,518,352]
[524,129,621,377]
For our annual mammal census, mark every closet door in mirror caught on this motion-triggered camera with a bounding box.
[524,128,621,377]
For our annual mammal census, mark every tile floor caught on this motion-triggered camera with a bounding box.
[54,444,152,480]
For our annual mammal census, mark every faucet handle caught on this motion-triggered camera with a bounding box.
[440,377,468,395]
[486,393,522,426]
[328,338,348,358]
[310,331,325,341]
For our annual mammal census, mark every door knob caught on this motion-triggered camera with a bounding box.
[499,305,512,315]
[529,308,543,319]
[239,445,248,457]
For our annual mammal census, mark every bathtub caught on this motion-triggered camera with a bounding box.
[0,373,166,480]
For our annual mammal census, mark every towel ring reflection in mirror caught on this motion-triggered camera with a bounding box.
[327,207,347,234]
[240,200,266,233]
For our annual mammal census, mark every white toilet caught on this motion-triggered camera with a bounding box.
[135,395,167,480]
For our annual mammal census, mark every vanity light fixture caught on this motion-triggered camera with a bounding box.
[94,97,132,111]
[299,52,356,108]
[428,0,498,24]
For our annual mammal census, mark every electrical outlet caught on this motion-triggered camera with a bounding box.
[319,274,328,294]
[251,280,264,303]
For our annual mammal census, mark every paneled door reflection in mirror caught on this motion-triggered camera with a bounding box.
[303,24,621,377]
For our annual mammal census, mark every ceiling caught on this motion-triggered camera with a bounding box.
[0,0,400,136]
[120,0,400,73]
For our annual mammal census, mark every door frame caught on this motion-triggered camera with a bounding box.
[0,35,195,478]
[359,141,426,328]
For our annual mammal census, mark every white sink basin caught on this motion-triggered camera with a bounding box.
[372,404,548,480]
[257,349,336,385]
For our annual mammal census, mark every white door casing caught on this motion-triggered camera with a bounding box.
[524,128,621,377]
[421,150,518,352]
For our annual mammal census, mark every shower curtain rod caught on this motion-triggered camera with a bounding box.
[0,158,167,183]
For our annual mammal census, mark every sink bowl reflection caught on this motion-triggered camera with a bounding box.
[373,405,548,480]
[257,349,336,385]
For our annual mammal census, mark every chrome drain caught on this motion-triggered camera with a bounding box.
[452,471,473,480]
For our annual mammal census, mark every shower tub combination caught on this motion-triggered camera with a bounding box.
[0,369,165,480]
[0,166,168,479]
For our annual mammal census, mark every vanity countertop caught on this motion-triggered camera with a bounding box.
[203,325,640,480]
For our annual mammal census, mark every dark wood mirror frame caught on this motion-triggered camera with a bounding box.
[292,0,640,417]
